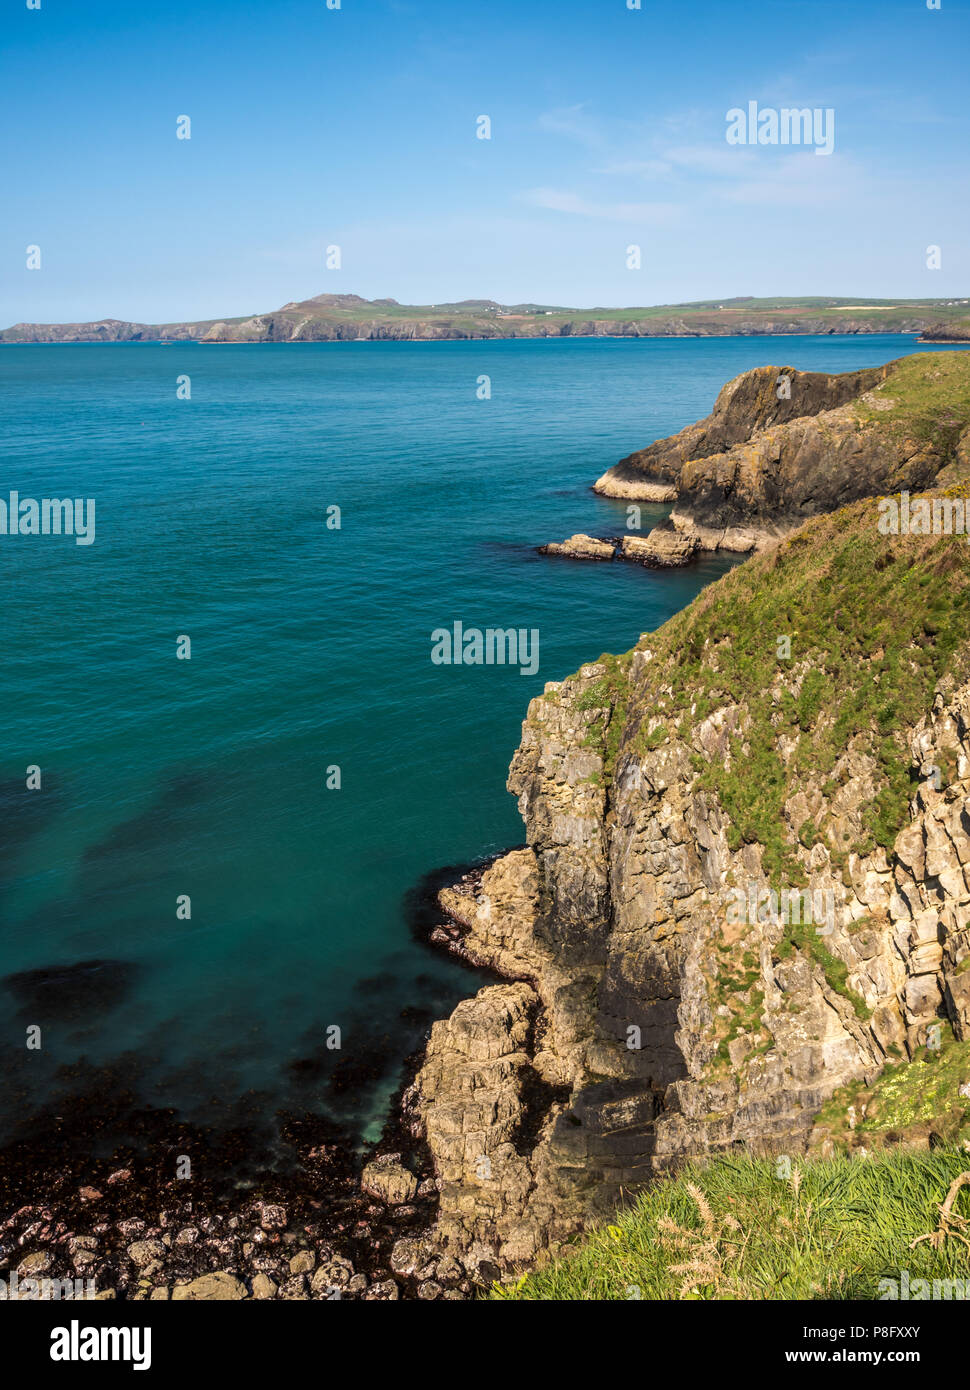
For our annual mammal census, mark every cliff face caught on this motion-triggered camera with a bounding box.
[594,354,970,555]
[409,488,970,1274]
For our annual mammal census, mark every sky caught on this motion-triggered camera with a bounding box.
[2,0,968,324]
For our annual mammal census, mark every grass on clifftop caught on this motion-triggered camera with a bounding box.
[565,483,970,1015]
[490,1151,970,1301]
[654,492,970,884]
[854,351,970,458]
[578,486,970,887]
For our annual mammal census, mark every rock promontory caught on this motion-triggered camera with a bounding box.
[594,354,970,555]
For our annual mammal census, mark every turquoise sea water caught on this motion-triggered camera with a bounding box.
[0,334,958,1147]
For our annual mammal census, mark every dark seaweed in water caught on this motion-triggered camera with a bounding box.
[2,958,138,1020]
[0,775,61,900]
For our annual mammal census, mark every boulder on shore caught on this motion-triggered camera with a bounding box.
[360,1159,419,1206]
[172,1272,247,1300]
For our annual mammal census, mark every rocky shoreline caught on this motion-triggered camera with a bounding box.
[0,844,593,1303]
[0,1043,488,1302]
[0,861,519,1303]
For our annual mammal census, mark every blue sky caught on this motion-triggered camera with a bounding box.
[2,0,968,323]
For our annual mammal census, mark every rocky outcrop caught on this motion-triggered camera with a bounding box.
[620,529,698,567]
[540,534,616,561]
[919,320,970,343]
[360,1157,419,1206]
[410,491,970,1272]
[537,531,700,567]
[594,355,970,555]
[598,364,886,495]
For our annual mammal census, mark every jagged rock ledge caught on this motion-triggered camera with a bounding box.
[619,529,699,567]
[539,534,617,561]
[918,321,970,343]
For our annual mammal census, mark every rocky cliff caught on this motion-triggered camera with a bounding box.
[406,473,970,1275]
[594,353,970,556]
[921,319,970,343]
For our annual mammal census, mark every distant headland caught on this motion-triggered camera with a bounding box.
[3,292,969,344]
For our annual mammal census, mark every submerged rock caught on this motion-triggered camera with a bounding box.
[1,959,138,1019]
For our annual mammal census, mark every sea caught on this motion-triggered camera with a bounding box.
[0,333,957,1155]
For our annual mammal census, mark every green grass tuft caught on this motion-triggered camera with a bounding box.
[489,1150,970,1300]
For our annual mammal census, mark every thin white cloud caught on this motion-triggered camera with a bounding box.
[662,144,761,178]
[536,104,604,149]
[720,153,861,207]
[523,187,681,223]
[593,158,673,178]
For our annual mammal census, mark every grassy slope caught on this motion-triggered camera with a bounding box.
[648,356,970,864]
[490,1151,970,1300]
[574,500,970,1010]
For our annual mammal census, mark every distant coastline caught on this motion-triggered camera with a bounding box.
[3,290,969,345]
